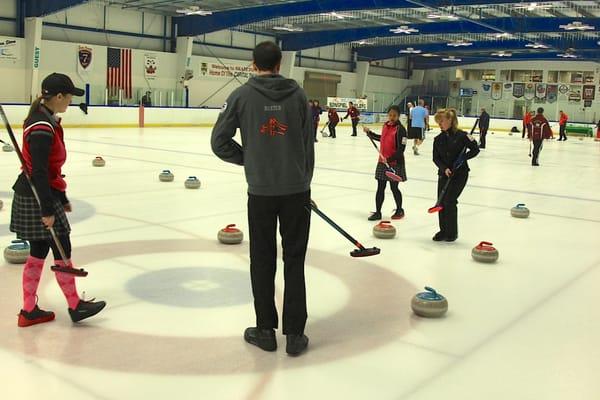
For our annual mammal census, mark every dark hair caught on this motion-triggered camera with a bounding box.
[388,105,401,114]
[253,41,282,72]
[25,95,51,122]
[349,101,354,105]
[537,107,544,114]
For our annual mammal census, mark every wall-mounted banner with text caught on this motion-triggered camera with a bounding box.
[326,97,368,111]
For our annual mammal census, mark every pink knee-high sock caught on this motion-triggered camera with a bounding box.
[54,260,81,310]
[22,256,45,312]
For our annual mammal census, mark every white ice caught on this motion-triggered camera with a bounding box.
[1,125,599,400]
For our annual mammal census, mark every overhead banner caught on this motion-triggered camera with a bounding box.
[512,83,524,98]
[568,85,582,102]
[199,60,255,80]
[144,54,158,80]
[326,97,368,111]
[546,85,558,103]
[0,37,20,60]
[482,82,491,93]
[491,82,502,100]
[77,45,93,76]
[558,84,569,95]
[583,85,595,101]
[524,83,535,100]
[535,83,546,99]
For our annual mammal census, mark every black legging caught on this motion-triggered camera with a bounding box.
[375,180,403,213]
[29,235,72,260]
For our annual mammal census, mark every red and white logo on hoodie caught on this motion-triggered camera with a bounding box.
[260,117,288,137]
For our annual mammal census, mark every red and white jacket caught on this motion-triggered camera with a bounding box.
[528,115,553,140]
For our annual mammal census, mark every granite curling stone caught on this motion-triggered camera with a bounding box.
[184,176,201,189]
[471,241,499,263]
[510,203,530,218]
[159,170,174,182]
[373,220,396,239]
[92,156,106,167]
[3,144,14,152]
[218,224,243,245]
[4,240,30,264]
[411,287,448,318]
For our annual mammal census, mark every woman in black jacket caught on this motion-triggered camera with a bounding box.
[432,108,479,242]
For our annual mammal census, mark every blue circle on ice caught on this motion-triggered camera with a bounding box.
[126,267,251,308]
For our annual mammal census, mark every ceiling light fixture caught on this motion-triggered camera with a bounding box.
[525,42,549,49]
[514,2,553,11]
[559,21,595,31]
[352,40,375,46]
[494,32,514,39]
[427,13,459,20]
[557,53,578,58]
[448,40,473,47]
[442,56,462,62]
[272,24,303,32]
[176,6,212,16]
[421,53,439,57]
[320,11,353,20]
[491,51,512,57]
[399,47,422,54]
[390,25,419,34]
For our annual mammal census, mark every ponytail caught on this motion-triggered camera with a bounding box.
[25,95,44,123]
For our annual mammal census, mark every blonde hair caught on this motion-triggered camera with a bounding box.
[434,108,459,132]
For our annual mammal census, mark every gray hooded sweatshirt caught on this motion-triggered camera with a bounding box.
[211,74,315,196]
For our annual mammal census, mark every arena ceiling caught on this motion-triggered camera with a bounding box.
[27,1,600,67]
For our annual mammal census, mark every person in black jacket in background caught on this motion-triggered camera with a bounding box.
[478,107,490,149]
[432,108,480,242]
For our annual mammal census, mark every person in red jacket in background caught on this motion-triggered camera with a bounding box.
[522,111,533,139]
[343,101,360,136]
[528,107,553,166]
[327,106,339,138]
[558,110,569,141]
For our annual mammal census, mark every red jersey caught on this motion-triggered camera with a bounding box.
[22,106,67,192]
[559,113,568,126]
[345,106,360,121]
[328,109,339,123]
[528,115,553,140]
[523,113,532,125]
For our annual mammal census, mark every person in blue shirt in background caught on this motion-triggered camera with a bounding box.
[408,99,429,155]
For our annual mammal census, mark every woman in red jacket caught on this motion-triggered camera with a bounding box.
[10,73,106,327]
[363,105,407,221]
[558,110,568,141]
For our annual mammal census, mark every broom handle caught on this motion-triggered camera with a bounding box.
[0,105,71,266]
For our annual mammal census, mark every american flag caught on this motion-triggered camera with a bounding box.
[107,47,132,98]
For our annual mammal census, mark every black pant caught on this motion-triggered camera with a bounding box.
[247,190,311,335]
[351,119,358,136]
[376,179,402,212]
[29,235,72,260]
[437,171,468,239]
[532,139,543,165]
[479,127,488,148]
[328,121,337,138]
[522,123,527,139]
[559,124,567,140]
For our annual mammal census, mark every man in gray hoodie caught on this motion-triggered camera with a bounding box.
[211,41,315,356]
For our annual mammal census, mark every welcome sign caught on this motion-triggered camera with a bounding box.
[327,97,368,111]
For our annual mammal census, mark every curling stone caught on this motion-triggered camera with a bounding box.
[3,144,14,152]
[4,240,30,264]
[218,224,243,245]
[471,241,499,263]
[373,220,396,239]
[510,203,530,218]
[184,176,201,189]
[508,132,513,136]
[0,199,3,210]
[411,287,448,318]
[159,170,174,182]
[92,156,106,167]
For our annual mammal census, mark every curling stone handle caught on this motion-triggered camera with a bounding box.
[478,241,493,247]
[516,203,526,208]
[225,224,236,229]
[424,286,438,296]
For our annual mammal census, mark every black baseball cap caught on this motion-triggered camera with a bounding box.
[42,73,85,97]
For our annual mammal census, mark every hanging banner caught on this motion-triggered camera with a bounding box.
[491,82,502,100]
[326,97,368,111]
[77,45,93,77]
[524,83,536,100]
[583,85,595,101]
[512,83,525,98]
[558,84,569,95]
[199,59,256,80]
[0,37,20,60]
[144,54,158,80]
[482,82,491,93]
[504,83,513,91]
[449,81,460,97]
[535,83,546,99]
[546,85,558,103]
[568,85,582,102]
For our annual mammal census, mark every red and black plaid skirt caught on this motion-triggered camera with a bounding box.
[10,193,71,241]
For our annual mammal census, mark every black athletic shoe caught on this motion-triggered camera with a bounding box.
[244,327,277,352]
[69,299,106,323]
[532,163,540,166]
[368,211,382,221]
[351,134,357,137]
[432,232,446,241]
[444,236,457,242]
[286,334,309,356]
